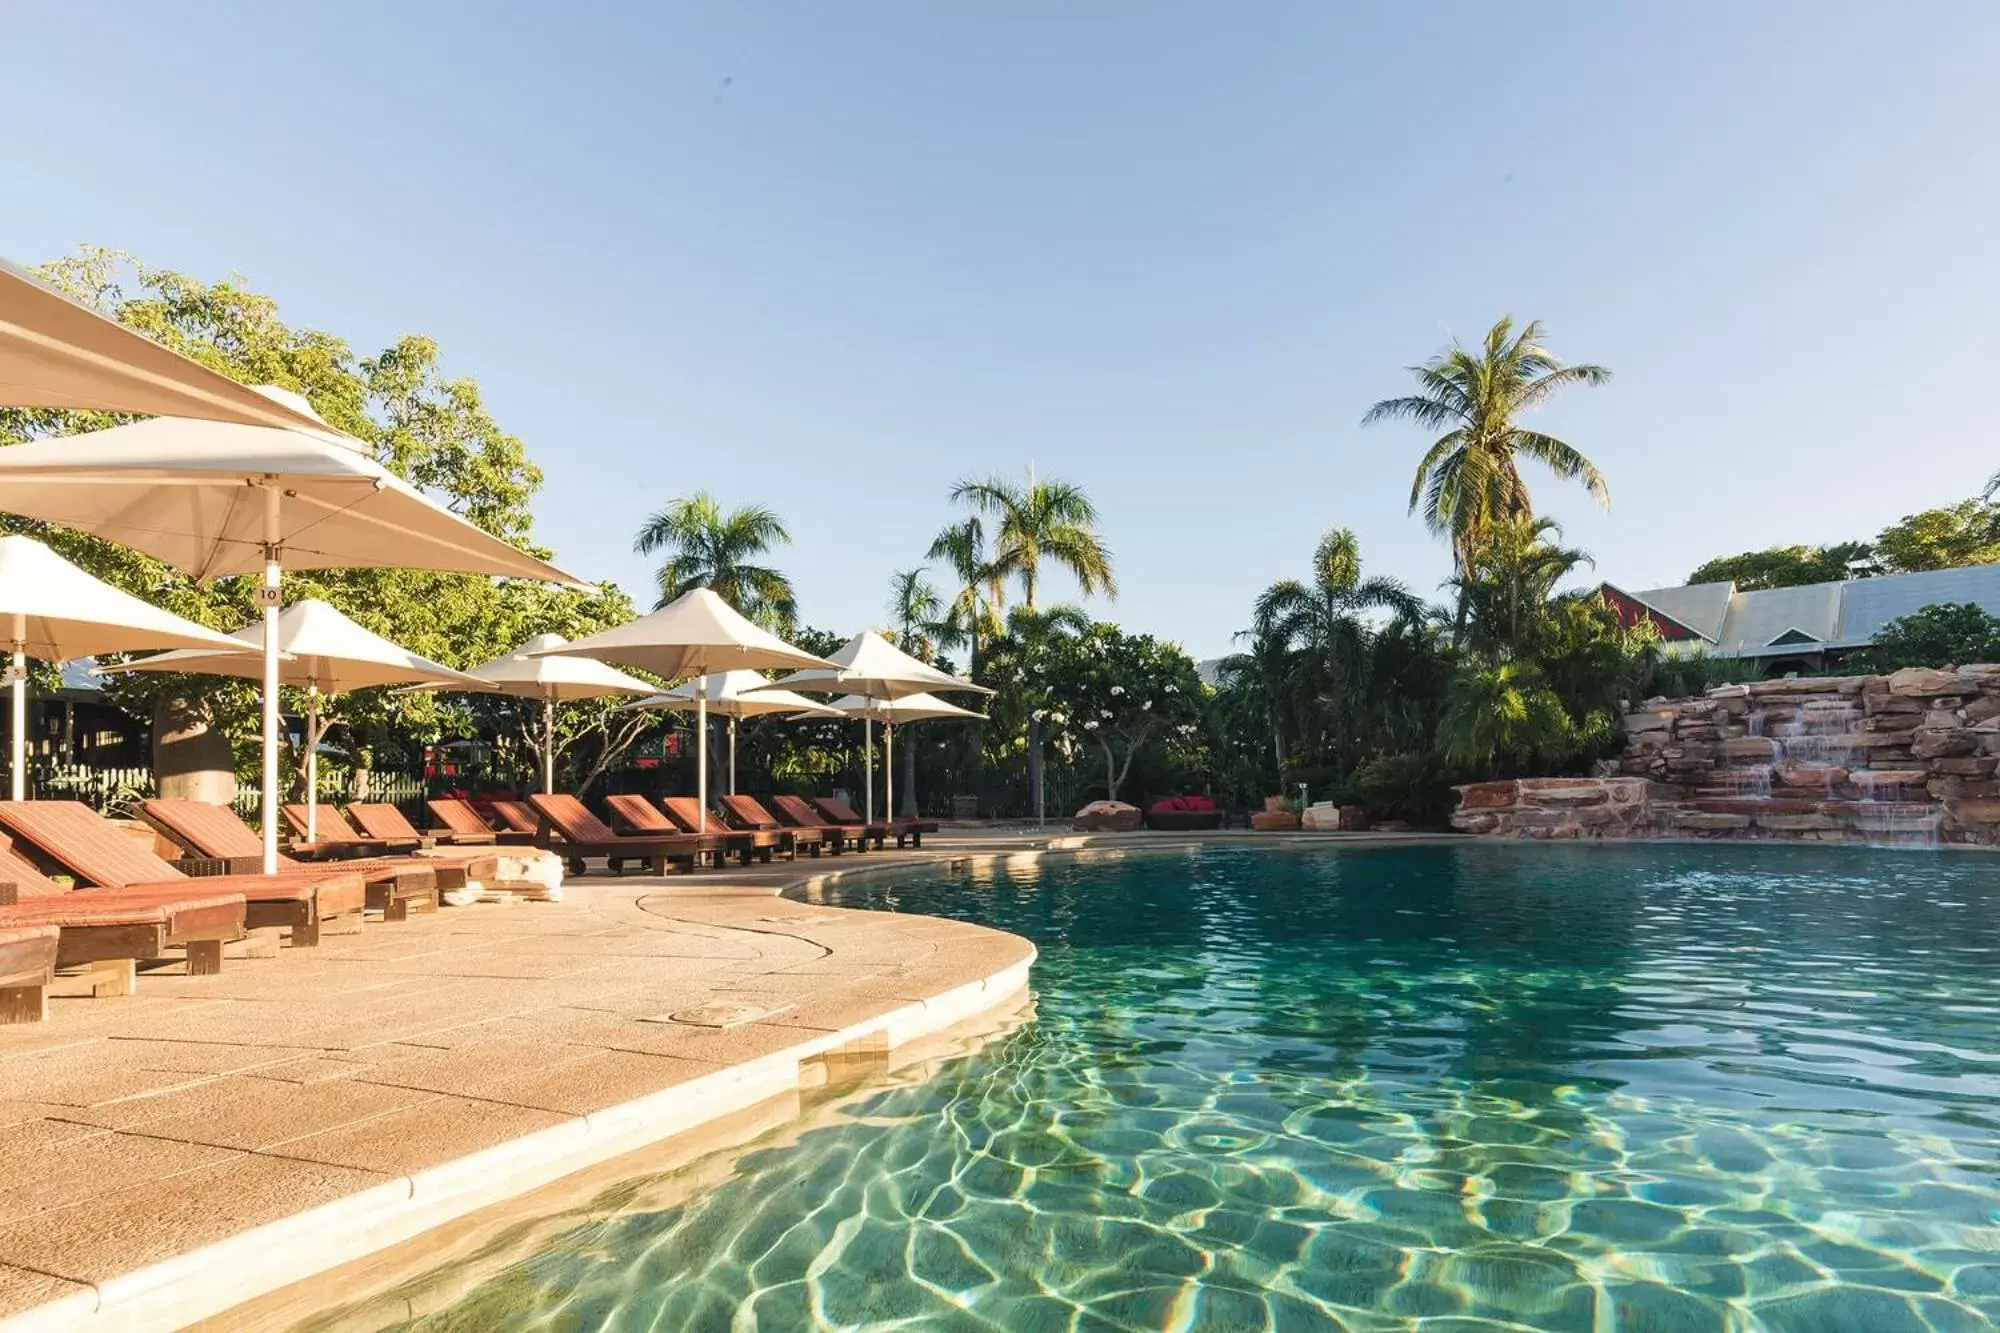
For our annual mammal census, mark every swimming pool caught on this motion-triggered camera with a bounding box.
[365,843,2000,1331]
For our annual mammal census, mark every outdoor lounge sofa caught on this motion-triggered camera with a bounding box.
[716,794,831,856]
[426,798,537,846]
[770,794,880,851]
[1145,795,1224,831]
[813,795,932,848]
[0,802,363,947]
[525,794,717,875]
[136,798,441,921]
[0,830,246,994]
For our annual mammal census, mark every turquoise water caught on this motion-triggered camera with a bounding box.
[380,844,2000,1331]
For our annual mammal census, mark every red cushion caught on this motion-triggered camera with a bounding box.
[1183,795,1215,812]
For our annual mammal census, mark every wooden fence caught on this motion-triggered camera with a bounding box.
[24,763,428,820]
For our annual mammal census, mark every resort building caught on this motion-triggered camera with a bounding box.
[1599,562,2000,673]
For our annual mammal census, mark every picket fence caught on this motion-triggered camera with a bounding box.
[24,763,427,819]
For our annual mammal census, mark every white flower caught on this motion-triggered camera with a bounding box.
[1084,720,1100,731]
[1163,683,1177,694]
[1049,711,1067,724]
[1109,684,1125,697]
[1100,709,1113,719]
[1031,709,1046,721]
[1142,699,1153,710]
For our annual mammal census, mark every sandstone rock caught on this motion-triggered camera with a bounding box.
[1852,769,1929,788]
[1775,762,1846,789]
[1946,797,2000,825]
[1864,692,1924,715]
[1249,810,1301,832]
[1925,708,1966,729]
[1706,683,1750,699]
[1754,813,1844,832]
[1719,737,1778,761]
[1965,696,2000,724]
[1072,800,1142,832]
[1930,756,1999,776]
[1338,804,1370,831]
[1669,811,1752,830]
[1457,781,1518,810]
[1299,802,1340,831]
[1888,666,1958,697]
[1622,711,1672,733]
[1523,786,1609,807]
[1451,812,1498,834]
[1911,729,1978,760]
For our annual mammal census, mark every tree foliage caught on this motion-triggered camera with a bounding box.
[949,468,1115,611]
[633,492,796,625]
[1858,603,2000,672]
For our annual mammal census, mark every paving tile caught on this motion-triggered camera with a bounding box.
[0,1131,242,1223]
[122,1077,436,1151]
[0,1152,392,1283]
[261,1094,574,1176]
[0,1261,90,1320]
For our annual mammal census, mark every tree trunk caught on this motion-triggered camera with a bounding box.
[1103,740,1118,801]
[1028,716,1044,822]
[152,696,236,806]
[899,728,918,818]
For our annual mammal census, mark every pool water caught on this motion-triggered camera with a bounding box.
[377,844,2000,1331]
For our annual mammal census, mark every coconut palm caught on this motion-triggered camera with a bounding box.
[950,468,1115,611]
[1363,317,1610,616]
[633,492,796,625]
[1453,514,1595,653]
[926,516,1005,676]
[886,567,945,661]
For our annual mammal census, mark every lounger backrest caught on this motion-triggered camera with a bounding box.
[527,794,617,843]
[427,799,494,837]
[814,795,870,825]
[284,804,370,844]
[140,798,306,869]
[491,801,540,834]
[605,794,676,833]
[345,803,422,841]
[0,833,68,898]
[0,801,185,888]
[717,793,776,828]
[771,794,831,829]
[658,796,712,833]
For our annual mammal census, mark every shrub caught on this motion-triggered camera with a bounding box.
[1859,602,2000,671]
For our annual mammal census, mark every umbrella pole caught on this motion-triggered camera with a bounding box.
[864,717,874,825]
[728,716,737,795]
[885,720,894,824]
[696,675,708,833]
[260,486,282,876]
[7,617,25,802]
[305,683,319,843]
[542,697,554,795]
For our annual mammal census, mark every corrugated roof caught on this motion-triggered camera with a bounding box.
[1622,562,2000,658]
[1833,565,2000,647]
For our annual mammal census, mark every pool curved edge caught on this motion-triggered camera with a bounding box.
[0,850,1038,1333]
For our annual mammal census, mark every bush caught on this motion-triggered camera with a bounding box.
[1859,602,2000,671]
[1354,751,1455,827]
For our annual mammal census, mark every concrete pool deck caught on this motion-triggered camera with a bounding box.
[0,826,1429,1331]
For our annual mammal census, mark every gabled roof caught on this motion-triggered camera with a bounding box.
[1605,580,1730,642]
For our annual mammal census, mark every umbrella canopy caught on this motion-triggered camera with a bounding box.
[828,692,988,724]
[0,534,257,799]
[1,258,333,432]
[104,599,490,692]
[105,599,490,840]
[0,393,580,871]
[531,589,837,829]
[402,633,656,795]
[622,671,841,797]
[627,670,842,720]
[758,631,992,702]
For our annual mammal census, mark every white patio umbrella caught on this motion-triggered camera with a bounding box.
[400,633,656,795]
[104,599,491,840]
[529,589,837,831]
[0,535,256,800]
[0,391,578,871]
[828,692,987,821]
[621,670,841,795]
[756,632,992,822]
[1,258,333,431]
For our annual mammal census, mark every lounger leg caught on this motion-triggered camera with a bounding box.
[386,898,410,923]
[88,959,137,998]
[292,920,322,948]
[0,985,47,1024]
[186,941,224,976]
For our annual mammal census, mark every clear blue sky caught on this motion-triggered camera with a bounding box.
[10,2,1999,659]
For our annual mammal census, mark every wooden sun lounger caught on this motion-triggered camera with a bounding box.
[813,795,933,848]
[525,794,716,875]
[0,922,60,1024]
[0,803,363,947]
[490,801,541,837]
[717,794,832,856]
[282,803,419,856]
[352,802,493,848]
[658,795,794,862]
[426,799,535,846]
[0,833,246,995]
[603,795,784,866]
[770,794,880,851]
[137,798,443,922]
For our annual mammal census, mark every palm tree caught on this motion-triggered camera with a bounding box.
[1252,528,1422,773]
[926,517,1005,676]
[886,568,944,661]
[633,492,796,625]
[1362,317,1610,626]
[950,467,1115,611]
[1454,514,1594,652]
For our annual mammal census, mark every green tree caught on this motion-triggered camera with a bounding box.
[1686,542,1878,589]
[1874,501,2000,573]
[1363,317,1610,628]
[949,467,1115,611]
[885,568,944,661]
[632,493,796,625]
[1039,624,1206,801]
[1456,515,1594,653]
[1858,603,2000,671]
